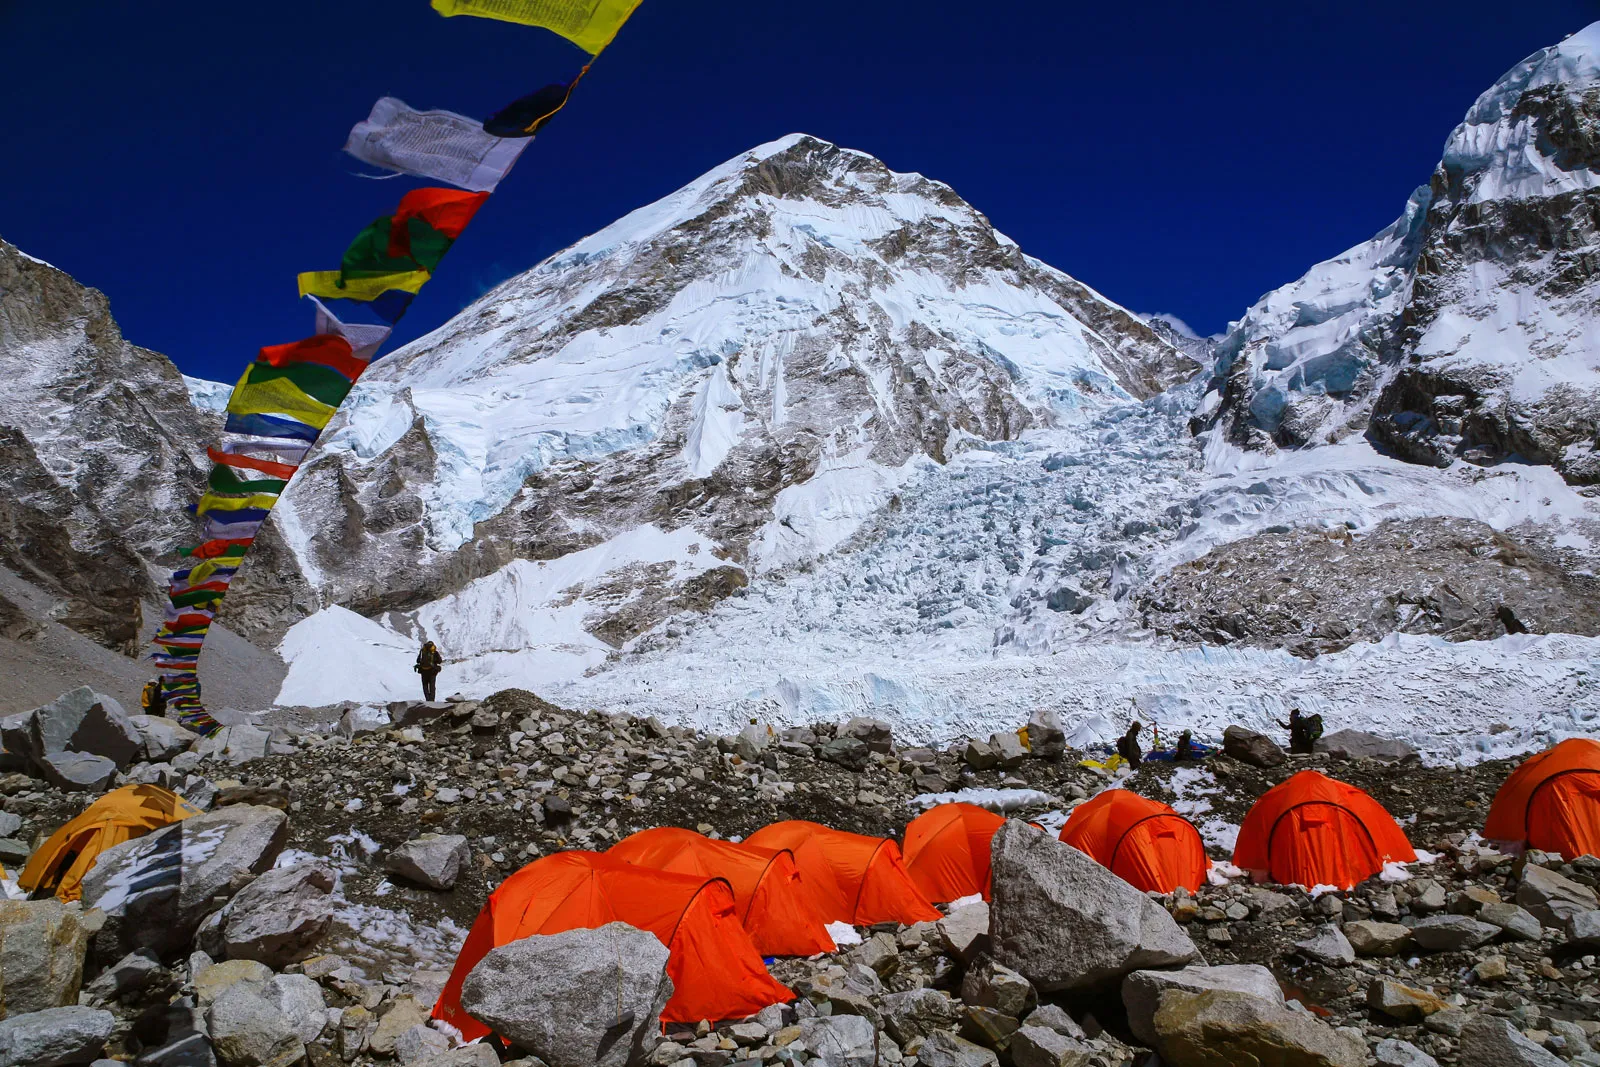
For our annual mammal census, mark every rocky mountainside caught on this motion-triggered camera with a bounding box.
[0,239,212,649]
[269,135,1194,660]
[1195,23,1600,482]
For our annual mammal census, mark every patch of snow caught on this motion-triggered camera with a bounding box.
[912,788,1055,813]
[945,893,984,911]
[183,374,231,415]
[825,921,862,946]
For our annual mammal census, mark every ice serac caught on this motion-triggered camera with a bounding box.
[1197,22,1600,480]
[277,133,1191,676]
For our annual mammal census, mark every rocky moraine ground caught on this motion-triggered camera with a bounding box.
[0,686,1597,1067]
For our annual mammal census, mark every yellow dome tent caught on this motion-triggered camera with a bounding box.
[19,784,202,901]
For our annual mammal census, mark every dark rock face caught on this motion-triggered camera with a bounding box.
[1137,517,1600,656]
[1197,34,1600,486]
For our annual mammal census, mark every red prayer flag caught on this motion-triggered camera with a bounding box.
[207,447,299,480]
[387,188,490,259]
[256,335,366,382]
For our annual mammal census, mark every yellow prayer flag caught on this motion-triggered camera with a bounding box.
[195,491,282,518]
[296,270,431,302]
[430,0,643,54]
[226,370,337,430]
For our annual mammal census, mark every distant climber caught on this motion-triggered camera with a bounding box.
[415,640,444,701]
[1116,722,1144,769]
[140,680,167,718]
[1278,707,1323,754]
[1174,729,1196,762]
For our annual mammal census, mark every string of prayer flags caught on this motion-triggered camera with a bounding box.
[345,97,531,192]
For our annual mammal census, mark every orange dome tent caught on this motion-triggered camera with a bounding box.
[1058,789,1207,893]
[609,827,836,956]
[19,784,202,902]
[1484,738,1600,860]
[1233,770,1415,890]
[902,803,1008,903]
[745,821,941,927]
[433,851,791,1037]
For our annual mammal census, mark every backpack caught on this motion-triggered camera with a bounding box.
[1304,714,1324,744]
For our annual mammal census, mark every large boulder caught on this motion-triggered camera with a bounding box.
[0,900,97,1018]
[1294,925,1354,966]
[937,902,991,963]
[989,820,1197,993]
[915,1030,997,1067]
[1221,726,1286,768]
[205,973,325,1067]
[384,834,470,891]
[129,715,199,763]
[1516,863,1599,927]
[1408,915,1498,953]
[1023,710,1066,760]
[16,688,142,771]
[1313,730,1416,762]
[80,805,288,956]
[459,923,671,1067]
[1008,1026,1095,1067]
[1456,1016,1564,1067]
[988,732,1028,770]
[842,717,893,754]
[821,736,870,771]
[799,1014,878,1067]
[880,988,962,1045]
[1366,979,1447,1022]
[216,863,335,967]
[1122,965,1284,1048]
[1150,988,1365,1067]
[37,752,118,793]
[193,725,274,765]
[0,1005,114,1067]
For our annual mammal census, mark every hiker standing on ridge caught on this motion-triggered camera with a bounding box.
[414,640,443,701]
[1116,722,1144,769]
[140,680,167,718]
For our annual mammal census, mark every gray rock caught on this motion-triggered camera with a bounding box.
[1375,1038,1440,1067]
[1478,901,1541,941]
[842,718,893,754]
[193,725,271,765]
[960,959,1034,1018]
[0,1005,114,1067]
[936,902,990,963]
[879,989,960,1045]
[395,1023,450,1064]
[989,820,1197,992]
[1023,710,1066,760]
[370,997,430,1056]
[82,949,162,1002]
[1221,725,1286,768]
[820,737,870,772]
[733,724,772,762]
[1294,924,1354,966]
[1517,863,1599,927]
[206,979,308,1067]
[27,688,142,770]
[963,740,997,771]
[1245,887,1299,923]
[914,1030,997,1067]
[38,752,118,792]
[81,804,288,957]
[336,706,391,739]
[1366,978,1448,1022]
[1341,920,1412,957]
[1567,908,1600,948]
[218,863,335,967]
[385,834,470,891]
[0,900,95,1018]
[1409,914,1500,952]
[460,923,670,1067]
[1007,1026,1094,1067]
[1313,730,1416,762]
[1020,1005,1084,1040]
[129,715,198,763]
[799,1015,877,1067]
[1457,1015,1564,1067]
[1151,989,1365,1067]
[0,813,17,839]
[1122,964,1284,1048]
[408,1047,501,1067]
[393,702,452,728]
[988,732,1027,770]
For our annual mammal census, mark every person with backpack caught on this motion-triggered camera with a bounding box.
[1278,707,1322,754]
[414,640,444,701]
[140,680,167,718]
[1116,722,1144,769]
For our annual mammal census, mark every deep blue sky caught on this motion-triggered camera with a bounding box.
[2,2,1596,381]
